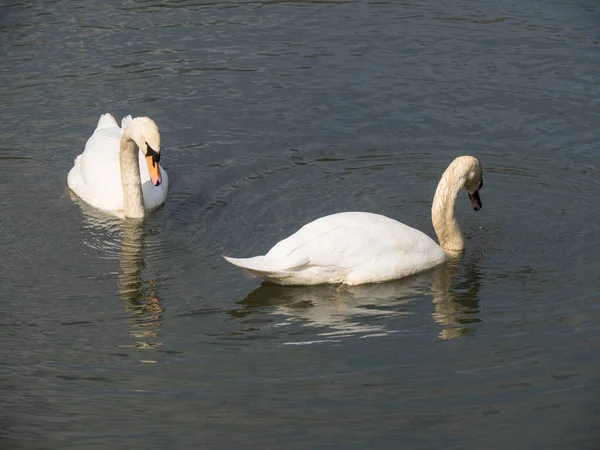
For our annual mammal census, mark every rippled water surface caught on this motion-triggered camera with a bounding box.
[2,0,600,448]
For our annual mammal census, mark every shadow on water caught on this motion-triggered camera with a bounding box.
[228,253,482,341]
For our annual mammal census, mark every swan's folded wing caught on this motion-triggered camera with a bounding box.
[223,255,309,272]
[95,113,119,131]
[265,212,441,272]
[121,115,133,129]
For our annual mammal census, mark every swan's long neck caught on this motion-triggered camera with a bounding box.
[431,163,466,253]
[120,137,145,219]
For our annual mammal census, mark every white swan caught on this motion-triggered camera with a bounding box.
[224,155,483,286]
[67,113,169,219]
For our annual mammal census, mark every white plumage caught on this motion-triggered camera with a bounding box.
[224,156,483,286]
[67,113,168,217]
[225,212,447,285]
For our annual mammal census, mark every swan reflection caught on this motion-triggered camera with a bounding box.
[431,257,482,339]
[119,220,164,350]
[231,257,481,341]
[71,194,165,350]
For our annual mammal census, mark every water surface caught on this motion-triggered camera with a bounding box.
[2,0,600,448]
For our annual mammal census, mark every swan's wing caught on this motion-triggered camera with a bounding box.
[224,212,446,285]
[121,115,133,129]
[68,117,124,211]
[266,212,442,271]
[95,113,119,131]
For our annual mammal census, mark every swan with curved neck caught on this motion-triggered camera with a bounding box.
[67,113,169,219]
[432,155,483,252]
[224,156,483,286]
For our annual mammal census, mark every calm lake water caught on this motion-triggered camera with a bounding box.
[2,0,600,448]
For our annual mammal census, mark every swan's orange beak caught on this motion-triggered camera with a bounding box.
[145,155,162,186]
[468,190,482,211]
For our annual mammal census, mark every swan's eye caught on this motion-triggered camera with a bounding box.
[145,142,160,165]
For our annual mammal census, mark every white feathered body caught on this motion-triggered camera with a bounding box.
[67,113,168,214]
[224,212,447,285]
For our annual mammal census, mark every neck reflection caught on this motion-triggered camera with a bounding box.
[119,220,164,349]
[431,254,482,339]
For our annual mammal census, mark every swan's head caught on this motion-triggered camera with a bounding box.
[461,156,483,211]
[126,117,162,186]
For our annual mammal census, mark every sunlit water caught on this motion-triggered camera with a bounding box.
[2,0,600,449]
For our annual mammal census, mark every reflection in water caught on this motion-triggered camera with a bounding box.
[119,220,165,351]
[431,256,482,340]
[71,193,165,351]
[230,255,481,342]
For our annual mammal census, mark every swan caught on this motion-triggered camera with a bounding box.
[67,113,169,219]
[223,155,483,286]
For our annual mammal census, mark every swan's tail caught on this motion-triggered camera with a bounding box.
[96,113,119,130]
[121,115,133,129]
[224,255,313,285]
[223,255,281,272]
[224,254,297,279]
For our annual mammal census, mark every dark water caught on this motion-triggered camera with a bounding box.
[2,0,600,448]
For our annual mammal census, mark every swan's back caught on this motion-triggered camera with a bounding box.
[225,212,447,285]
